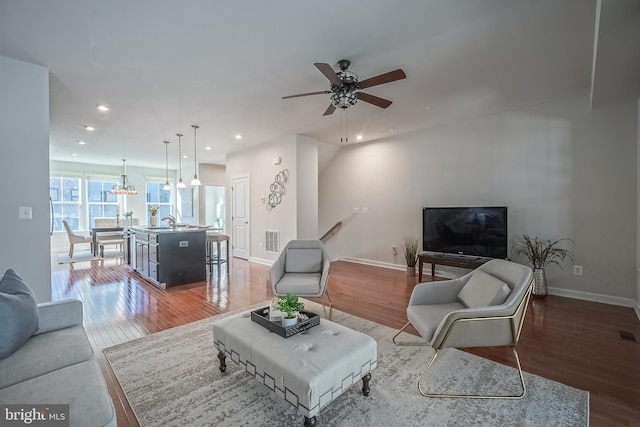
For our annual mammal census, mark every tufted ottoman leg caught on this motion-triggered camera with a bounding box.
[217,351,226,372]
[303,415,317,427]
[362,373,372,396]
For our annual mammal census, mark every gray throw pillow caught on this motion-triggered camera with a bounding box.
[0,269,39,359]
[457,269,511,308]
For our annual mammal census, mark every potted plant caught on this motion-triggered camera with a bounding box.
[124,211,133,226]
[511,234,574,298]
[148,205,159,227]
[275,293,305,327]
[402,236,420,276]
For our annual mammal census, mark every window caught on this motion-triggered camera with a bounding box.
[87,178,118,227]
[146,181,172,223]
[50,176,81,232]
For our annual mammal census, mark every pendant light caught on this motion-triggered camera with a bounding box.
[163,140,171,191]
[176,133,186,189]
[109,159,138,195]
[190,124,201,186]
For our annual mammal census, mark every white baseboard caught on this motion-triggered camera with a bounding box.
[547,287,638,310]
[635,301,640,320]
[249,256,273,266]
[339,257,406,271]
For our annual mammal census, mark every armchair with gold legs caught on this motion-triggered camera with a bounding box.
[393,258,533,399]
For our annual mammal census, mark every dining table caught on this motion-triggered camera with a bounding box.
[90,226,124,256]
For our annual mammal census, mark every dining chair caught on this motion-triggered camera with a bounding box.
[62,220,92,258]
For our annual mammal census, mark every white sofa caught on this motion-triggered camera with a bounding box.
[0,298,117,426]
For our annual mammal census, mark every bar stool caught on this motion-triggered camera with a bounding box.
[206,232,230,271]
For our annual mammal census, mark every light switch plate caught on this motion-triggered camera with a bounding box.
[19,206,32,220]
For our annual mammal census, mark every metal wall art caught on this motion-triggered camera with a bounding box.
[267,169,289,210]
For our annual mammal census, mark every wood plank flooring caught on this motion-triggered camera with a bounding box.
[50,252,640,427]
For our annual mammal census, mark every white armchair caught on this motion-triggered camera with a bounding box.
[393,258,533,399]
[269,240,332,318]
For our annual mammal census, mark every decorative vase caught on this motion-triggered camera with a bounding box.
[150,215,157,227]
[281,316,297,327]
[532,268,547,298]
[406,266,416,276]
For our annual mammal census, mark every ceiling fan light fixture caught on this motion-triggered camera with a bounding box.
[331,90,357,109]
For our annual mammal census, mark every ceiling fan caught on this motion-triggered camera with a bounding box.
[282,60,406,116]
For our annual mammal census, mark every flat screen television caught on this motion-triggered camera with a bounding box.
[422,206,508,259]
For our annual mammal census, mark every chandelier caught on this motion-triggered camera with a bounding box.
[109,159,138,195]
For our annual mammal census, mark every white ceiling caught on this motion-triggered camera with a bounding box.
[1,0,638,170]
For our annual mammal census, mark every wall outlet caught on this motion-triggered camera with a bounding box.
[573,265,583,276]
[362,207,369,214]
[179,241,189,247]
[353,207,360,213]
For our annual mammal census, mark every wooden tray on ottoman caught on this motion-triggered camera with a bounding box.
[251,307,320,338]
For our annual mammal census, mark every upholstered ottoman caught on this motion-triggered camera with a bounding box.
[213,311,377,426]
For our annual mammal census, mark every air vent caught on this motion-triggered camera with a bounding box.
[265,230,279,254]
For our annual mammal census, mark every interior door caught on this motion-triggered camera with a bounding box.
[231,175,250,259]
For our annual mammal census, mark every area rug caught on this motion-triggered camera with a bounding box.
[56,250,121,264]
[103,301,589,427]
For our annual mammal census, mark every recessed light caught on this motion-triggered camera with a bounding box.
[356,134,363,140]
[183,155,188,159]
[84,125,96,131]
[71,153,78,156]
[205,146,212,150]
[96,105,110,112]
[77,140,86,145]
[235,134,242,140]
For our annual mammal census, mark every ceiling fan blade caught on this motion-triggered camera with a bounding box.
[282,90,331,99]
[358,69,406,89]
[314,63,342,86]
[357,92,393,109]
[323,104,337,116]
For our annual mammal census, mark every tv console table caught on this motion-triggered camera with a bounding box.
[418,252,491,281]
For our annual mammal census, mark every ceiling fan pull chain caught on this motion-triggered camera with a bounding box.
[345,109,349,143]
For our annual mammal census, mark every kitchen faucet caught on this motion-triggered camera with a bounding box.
[161,215,176,229]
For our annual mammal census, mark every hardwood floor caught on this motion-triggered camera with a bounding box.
[51,252,640,426]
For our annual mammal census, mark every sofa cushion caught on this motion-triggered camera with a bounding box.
[285,248,323,273]
[457,269,510,308]
[0,360,117,427]
[0,269,39,359]
[0,325,93,389]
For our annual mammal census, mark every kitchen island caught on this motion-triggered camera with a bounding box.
[130,227,207,289]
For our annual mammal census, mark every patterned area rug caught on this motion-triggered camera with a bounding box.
[103,301,589,427]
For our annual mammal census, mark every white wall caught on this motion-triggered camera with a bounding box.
[226,135,321,262]
[0,56,51,302]
[320,96,638,303]
[296,136,318,238]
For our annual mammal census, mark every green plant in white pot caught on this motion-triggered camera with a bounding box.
[275,293,305,327]
[511,234,574,298]
[402,236,420,276]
